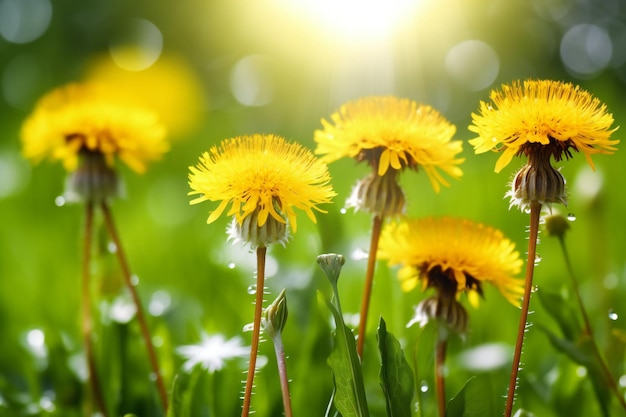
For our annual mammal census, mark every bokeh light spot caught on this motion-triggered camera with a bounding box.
[560,24,612,77]
[0,0,52,44]
[445,40,499,91]
[230,55,274,107]
[109,19,163,71]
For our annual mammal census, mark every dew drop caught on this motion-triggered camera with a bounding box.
[531,285,539,293]
[340,207,347,214]
[420,381,429,392]
[567,213,576,221]
[247,284,257,295]
[227,262,236,269]
[534,254,542,264]
[242,323,255,332]
[26,329,45,348]
[130,275,140,286]
[54,196,66,207]
[107,242,118,253]
[523,207,531,214]
[609,309,619,321]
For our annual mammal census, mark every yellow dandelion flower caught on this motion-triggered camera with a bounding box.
[84,50,205,139]
[314,96,464,193]
[469,79,619,173]
[188,134,336,234]
[378,217,524,307]
[21,82,168,173]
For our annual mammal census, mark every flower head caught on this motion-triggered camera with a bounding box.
[378,217,524,307]
[176,333,251,373]
[314,96,464,193]
[84,50,205,139]
[188,134,335,237]
[469,80,619,173]
[21,82,168,173]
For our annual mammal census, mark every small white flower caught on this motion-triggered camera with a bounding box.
[176,333,250,373]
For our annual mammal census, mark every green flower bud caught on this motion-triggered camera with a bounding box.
[263,288,288,339]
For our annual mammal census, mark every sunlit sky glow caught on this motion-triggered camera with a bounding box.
[280,0,420,41]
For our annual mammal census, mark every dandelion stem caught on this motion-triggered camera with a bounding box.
[242,246,267,417]
[557,236,626,412]
[357,214,383,357]
[505,201,541,417]
[272,334,294,417]
[81,202,109,417]
[412,337,424,417]
[435,336,447,417]
[100,201,168,412]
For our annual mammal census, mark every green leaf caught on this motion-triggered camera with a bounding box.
[447,375,497,417]
[325,298,370,417]
[537,325,610,417]
[377,317,414,417]
[317,253,369,417]
[536,289,581,341]
[167,373,189,417]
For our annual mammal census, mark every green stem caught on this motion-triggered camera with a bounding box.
[241,246,267,417]
[557,236,626,412]
[412,329,423,417]
[357,215,383,357]
[100,201,169,412]
[435,336,447,417]
[82,202,109,417]
[272,334,294,417]
[505,201,541,417]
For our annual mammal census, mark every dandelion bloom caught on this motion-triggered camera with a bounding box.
[378,217,524,307]
[469,80,619,173]
[85,50,205,139]
[21,82,168,173]
[314,96,464,193]
[188,134,335,233]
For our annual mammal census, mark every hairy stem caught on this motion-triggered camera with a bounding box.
[558,237,626,412]
[357,215,383,357]
[82,202,108,417]
[242,246,267,417]
[505,201,541,417]
[100,201,168,412]
[272,334,294,417]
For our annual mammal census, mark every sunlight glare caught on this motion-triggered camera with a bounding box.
[285,0,418,40]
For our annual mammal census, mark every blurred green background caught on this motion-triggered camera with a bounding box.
[1,0,626,416]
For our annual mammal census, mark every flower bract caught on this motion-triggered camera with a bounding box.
[188,134,336,233]
[21,82,168,173]
[314,96,464,192]
[378,217,524,306]
[469,79,619,173]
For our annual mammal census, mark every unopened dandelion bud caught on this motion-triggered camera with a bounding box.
[543,214,570,238]
[507,161,567,211]
[263,289,288,339]
[346,171,405,217]
[64,150,123,203]
[316,253,345,283]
